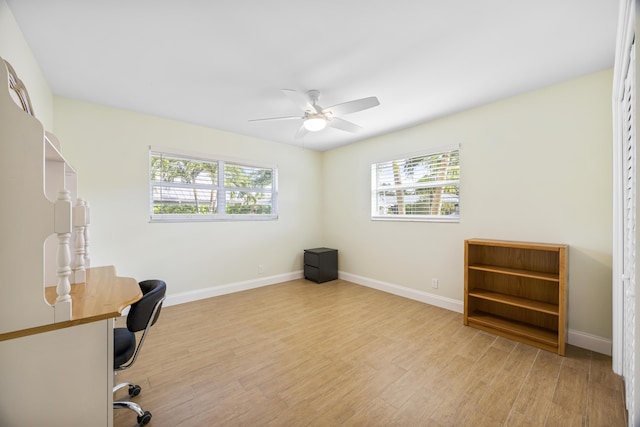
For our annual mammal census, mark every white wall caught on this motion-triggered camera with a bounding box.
[53,98,324,296]
[0,0,53,130]
[1,0,615,348]
[322,69,614,342]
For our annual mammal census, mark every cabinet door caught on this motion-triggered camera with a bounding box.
[0,320,112,426]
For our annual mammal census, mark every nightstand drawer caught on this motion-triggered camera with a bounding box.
[304,252,320,267]
[304,265,320,282]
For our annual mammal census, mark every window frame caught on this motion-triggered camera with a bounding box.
[370,145,460,223]
[149,147,278,222]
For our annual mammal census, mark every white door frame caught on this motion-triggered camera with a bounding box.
[612,0,635,374]
[613,0,636,377]
[613,1,639,424]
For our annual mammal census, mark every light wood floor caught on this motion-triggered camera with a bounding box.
[114,279,627,426]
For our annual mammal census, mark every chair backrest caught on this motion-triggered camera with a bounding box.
[127,279,167,333]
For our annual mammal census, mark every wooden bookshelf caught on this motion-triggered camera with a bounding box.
[464,239,568,355]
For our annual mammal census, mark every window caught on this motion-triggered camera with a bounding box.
[150,148,277,221]
[371,145,459,222]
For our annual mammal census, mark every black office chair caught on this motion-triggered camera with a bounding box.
[113,279,166,426]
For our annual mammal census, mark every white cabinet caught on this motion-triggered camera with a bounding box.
[0,58,89,334]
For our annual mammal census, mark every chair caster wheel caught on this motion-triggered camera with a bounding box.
[128,384,141,397]
[137,410,152,425]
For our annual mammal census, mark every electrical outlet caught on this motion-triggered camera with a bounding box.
[431,278,438,289]
[258,264,264,275]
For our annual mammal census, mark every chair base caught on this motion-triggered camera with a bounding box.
[114,400,152,425]
[113,381,141,397]
[114,379,151,426]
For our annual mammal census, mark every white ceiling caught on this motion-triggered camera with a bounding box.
[7,1,619,151]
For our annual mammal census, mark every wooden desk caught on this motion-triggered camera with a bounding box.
[0,266,141,342]
[0,266,141,427]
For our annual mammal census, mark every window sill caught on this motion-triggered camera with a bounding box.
[150,214,278,223]
[371,215,459,223]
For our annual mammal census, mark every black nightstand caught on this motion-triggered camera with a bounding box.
[303,247,338,283]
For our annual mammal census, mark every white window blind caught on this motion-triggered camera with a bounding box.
[150,148,277,221]
[371,146,460,221]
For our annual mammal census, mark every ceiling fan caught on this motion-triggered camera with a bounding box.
[249,89,380,138]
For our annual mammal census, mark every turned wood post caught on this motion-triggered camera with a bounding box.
[73,198,87,283]
[84,200,91,268]
[54,189,72,321]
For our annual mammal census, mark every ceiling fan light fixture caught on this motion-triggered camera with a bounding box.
[303,116,326,132]
[249,89,380,139]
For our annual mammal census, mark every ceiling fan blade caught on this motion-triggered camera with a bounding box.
[324,96,380,116]
[294,123,309,139]
[248,115,301,122]
[327,117,363,133]
[281,89,319,113]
